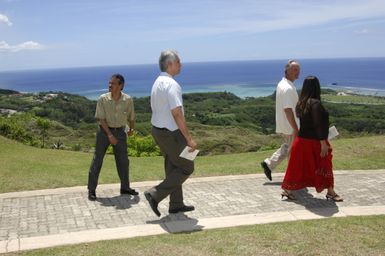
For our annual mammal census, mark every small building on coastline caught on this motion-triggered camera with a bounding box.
[43,93,58,100]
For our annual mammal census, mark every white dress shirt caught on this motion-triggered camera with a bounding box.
[275,77,299,135]
[150,72,183,131]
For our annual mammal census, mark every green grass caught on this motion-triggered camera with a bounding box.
[4,215,385,256]
[1,135,385,193]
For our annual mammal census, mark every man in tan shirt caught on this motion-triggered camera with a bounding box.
[88,73,138,201]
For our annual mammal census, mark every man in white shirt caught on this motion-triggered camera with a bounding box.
[144,50,197,217]
[261,60,300,181]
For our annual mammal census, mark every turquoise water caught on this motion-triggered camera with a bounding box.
[0,58,384,99]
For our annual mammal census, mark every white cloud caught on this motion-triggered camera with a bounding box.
[354,29,369,34]
[0,41,44,52]
[0,14,12,26]
[138,0,385,39]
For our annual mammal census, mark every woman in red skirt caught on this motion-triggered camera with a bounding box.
[281,76,343,202]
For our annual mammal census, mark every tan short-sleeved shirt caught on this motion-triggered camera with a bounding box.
[95,92,135,128]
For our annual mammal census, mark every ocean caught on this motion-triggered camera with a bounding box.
[0,58,384,100]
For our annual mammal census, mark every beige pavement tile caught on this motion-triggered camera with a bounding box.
[199,211,297,229]
[19,225,167,252]
[0,240,7,254]
[289,208,347,220]
[341,206,385,216]
[6,239,19,253]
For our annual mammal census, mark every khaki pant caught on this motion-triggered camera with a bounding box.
[264,134,294,171]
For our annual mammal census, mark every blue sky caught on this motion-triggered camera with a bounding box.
[1,0,385,71]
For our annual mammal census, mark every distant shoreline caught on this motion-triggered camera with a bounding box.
[325,85,385,97]
[2,86,385,101]
[1,58,384,100]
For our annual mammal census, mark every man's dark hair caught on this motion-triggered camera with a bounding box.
[111,73,125,90]
[111,73,125,85]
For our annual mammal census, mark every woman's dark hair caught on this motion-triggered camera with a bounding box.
[296,76,321,118]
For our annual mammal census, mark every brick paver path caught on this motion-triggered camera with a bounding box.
[1,170,385,253]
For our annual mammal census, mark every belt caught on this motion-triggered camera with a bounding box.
[153,126,170,131]
[108,126,124,131]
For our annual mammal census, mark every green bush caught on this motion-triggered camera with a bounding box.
[0,114,38,146]
[128,134,160,157]
[105,134,161,157]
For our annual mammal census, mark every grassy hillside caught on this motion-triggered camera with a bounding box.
[1,90,385,156]
[1,135,384,193]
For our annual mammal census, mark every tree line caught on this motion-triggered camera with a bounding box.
[0,90,384,155]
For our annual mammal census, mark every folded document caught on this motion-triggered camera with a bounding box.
[328,126,339,140]
[179,146,199,161]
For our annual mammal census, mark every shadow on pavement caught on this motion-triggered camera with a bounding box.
[146,213,204,233]
[282,188,339,217]
[96,195,140,210]
[263,181,283,186]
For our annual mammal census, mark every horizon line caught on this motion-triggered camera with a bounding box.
[1,56,385,73]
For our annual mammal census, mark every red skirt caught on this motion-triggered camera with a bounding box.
[281,137,334,193]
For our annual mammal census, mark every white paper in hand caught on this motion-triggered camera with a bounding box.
[179,146,199,161]
[328,126,339,140]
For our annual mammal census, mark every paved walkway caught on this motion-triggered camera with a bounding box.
[1,169,385,253]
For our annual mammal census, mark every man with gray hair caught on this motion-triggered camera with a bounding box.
[144,50,197,217]
[260,60,300,181]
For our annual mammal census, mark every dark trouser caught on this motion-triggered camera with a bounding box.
[88,126,130,192]
[147,127,194,209]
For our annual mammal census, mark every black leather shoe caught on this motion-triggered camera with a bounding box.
[169,205,195,214]
[261,161,272,181]
[88,191,96,201]
[120,188,139,196]
[144,192,161,217]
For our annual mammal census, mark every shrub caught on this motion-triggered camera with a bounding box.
[128,134,160,157]
[0,114,38,145]
[104,134,161,157]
